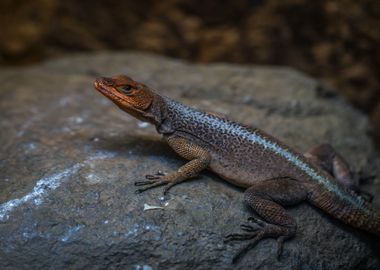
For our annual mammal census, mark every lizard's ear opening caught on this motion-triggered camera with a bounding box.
[131,87,154,110]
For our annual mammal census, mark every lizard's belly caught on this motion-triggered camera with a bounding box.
[208,149,300,188]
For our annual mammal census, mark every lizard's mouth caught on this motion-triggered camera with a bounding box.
[94,77,112,95]
[94,77,126,104]
[93,79,102,90]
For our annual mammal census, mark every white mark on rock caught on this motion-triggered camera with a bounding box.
[83,150,118,184]
[143,203,164,211]
[133,264,153,270]
[124,224,139,238]
[17,115,40,137]
[0,147,117,221]
[85,173,102,184]
[58,96,73,107]
[145,224,162,240]
[23,142,38,153]
[22,231,37,239]
[88,150,117,161]
[61,224,84,242]
[69,116,84,124]
[124,223,161,241]
[138,122,149,128]
[0,164,82,221]
[61,127,72,133]
[133,265,153,270]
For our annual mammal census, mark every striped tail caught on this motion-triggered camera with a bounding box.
[308,184,380,236]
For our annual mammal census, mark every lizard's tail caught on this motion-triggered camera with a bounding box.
[308,185,380,236]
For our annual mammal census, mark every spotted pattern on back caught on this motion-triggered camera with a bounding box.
[163,96,368,213]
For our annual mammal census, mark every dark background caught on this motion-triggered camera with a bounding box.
[1,0,379,146]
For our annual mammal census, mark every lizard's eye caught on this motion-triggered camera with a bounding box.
[119,85,133,95]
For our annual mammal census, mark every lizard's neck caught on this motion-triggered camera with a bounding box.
[148,94,174,134]
[155,96,196,135]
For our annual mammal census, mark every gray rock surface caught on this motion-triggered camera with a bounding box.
[0,52,379,270]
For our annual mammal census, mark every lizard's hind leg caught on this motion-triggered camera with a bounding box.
[225,177,308,263]
[304,144,373,201]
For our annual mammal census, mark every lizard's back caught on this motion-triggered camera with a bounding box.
[165,97,323,187]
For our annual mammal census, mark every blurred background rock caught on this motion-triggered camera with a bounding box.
[1,0,379,146]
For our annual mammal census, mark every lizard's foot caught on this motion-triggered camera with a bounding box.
[224,217,294,263]
[134,171,185,195]
[134,171,169,194]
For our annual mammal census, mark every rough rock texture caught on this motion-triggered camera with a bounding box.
[0,52,379,270]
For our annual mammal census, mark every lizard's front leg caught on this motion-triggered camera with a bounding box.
[135,136,211,195]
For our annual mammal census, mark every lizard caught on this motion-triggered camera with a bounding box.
[93,74,380,263]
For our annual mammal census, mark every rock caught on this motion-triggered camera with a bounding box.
[0,52,379,270]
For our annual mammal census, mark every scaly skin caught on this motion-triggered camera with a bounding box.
[94,75,380,263]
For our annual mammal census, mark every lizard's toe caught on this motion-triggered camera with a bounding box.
[240,224,260,232]
[247,216,266,227]
[134,180,158,186]
[224,233,257,243]
[134,179,170,194]
[145,170,166,180]
[276,236,286,259]
[134,171,169,192]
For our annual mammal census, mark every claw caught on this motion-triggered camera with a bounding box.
[134,170,170,193]
[145,171,166,180]
[134,180,169,194]
[134,180,157,186]
[240,224,259,232]
[247,216,266,227]
[276,236,285,259]
[163,181,178,195]
[224,233,256,243]
[145,174,161,180]
[163,186,170,196]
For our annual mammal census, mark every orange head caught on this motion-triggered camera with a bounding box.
[94,75,160,123]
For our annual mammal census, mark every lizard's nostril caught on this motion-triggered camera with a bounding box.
[97,77,114,86]
[94,78,102,86]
